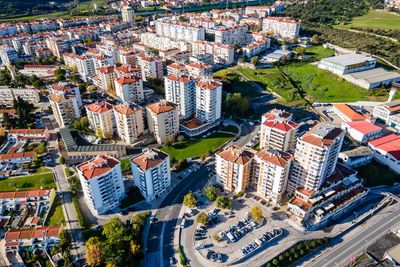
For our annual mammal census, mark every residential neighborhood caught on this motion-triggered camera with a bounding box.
[0,0,398,267]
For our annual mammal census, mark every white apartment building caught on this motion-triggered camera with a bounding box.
[114,102,145,145]
[131,149,171,202]
[140,32,191,52]
[49,82,82,106]
[186,62,212,78]
[262,17,300,39]
[195,78,222,123]
[214,25,248,46]
[146,100,179,144]
[121,5,135,22]
[49,93,81,128]
[75,55,96,82]
[114,76,144,103]
[243,38,271,58]
[164,75,196,119]
[138,54,164,82]
[373,99,400,122]
[86,101,115,139]
[254,148,292,205]
[0,45,18,66]
[191,41,235,65]
[216,145,255,193]
[155,20,205,42]
[288,124,345,192]
[259,109,298,152]
[0,86,40,106]
[96,66,117,95]
[77,155,125,215]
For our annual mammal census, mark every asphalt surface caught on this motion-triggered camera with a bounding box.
[146,164,210,267]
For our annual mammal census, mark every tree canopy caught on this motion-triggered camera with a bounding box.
[196,212,208,225]
[216,196,232,209]
[183,192,196,208]
[203,186,218,201]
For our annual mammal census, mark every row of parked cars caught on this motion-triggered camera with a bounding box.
[241,228,283,256]
[195,225,207,241]
[206,250,223,263]
[219,217,259,243]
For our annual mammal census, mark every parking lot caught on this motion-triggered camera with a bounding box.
[181,193,299,266]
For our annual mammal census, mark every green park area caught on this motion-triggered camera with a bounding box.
[161,132,235,161]
[342,10,400,30]
[46,196,65,226]
[0,172,55,192]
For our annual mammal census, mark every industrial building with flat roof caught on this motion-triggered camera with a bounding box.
[318,53,376,75]
[343,68,400,89]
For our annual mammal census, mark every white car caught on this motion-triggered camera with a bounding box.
[195,243,205,250]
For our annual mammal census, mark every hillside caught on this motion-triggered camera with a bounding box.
[0,0,73,19]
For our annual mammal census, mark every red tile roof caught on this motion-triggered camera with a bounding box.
[86,101,114,113]
[5,226,61,241]
[131,149,169,171]
[77,155,120,180]
[115,76,140,85]
[147,101,177,115]
[344,121,382,134]
[0,189,50,200]
[0,151,35,160]
[114,103,141,116]
[217,145,254,165]
[263,120,298,132]
[369,134,400,160]
[196,79,221,90]
[334,104,367,121]
[256,149,292,167]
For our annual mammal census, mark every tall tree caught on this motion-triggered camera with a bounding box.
[102,217,127,245]
[183,192,196,208]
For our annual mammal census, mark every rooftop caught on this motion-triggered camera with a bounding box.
[321,53,375,67]
[147,100,177,115]
[344,120,382,134]
[217,145,254,165]
[345,67,400,84]
[131,149,169,171]
[369,134,400,160]
[77,155,120,180]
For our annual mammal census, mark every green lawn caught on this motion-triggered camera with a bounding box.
[342,10,400,30]
[305,46,335,61]
[120,158,131,173]
[161,132,235,160]
[236,63,388,103]
[221,125,239,134]
[0,172,55,192]
[72,195,90,229]
[46,196,65,226]
[356,161,399,187]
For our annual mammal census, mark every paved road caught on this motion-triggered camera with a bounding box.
[234,121,259,148]
[307,203,400,267]
[146,165,210,267]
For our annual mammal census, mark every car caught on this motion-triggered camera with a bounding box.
[199,225,207,231]
[195,243,205,250]
[120,210,128,215]
[169,257,175,265]
[195,236,206,241]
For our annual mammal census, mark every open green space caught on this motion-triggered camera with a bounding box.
[0,172,55,192]
[161,132,235,160]
[342,10,400,30]
[356,160,399,187]
[221,125,239,134]
[120,187,145,208]
[46,196,65,226]
[120,158,131,173]
[265,238,329,267]
[304,46,335,61]
[213,69,263,98]
[72,195,90,229]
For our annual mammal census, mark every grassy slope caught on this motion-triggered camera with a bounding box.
[342,10,400,30]
[161,132,235,160]
[46,196,65,226]
[0,172,55,192]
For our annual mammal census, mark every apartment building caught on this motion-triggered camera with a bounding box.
[49,93,81,128]
[254,148,292,204]
[0,86,40,106]
[7,129,50,142]
[373,99,400,122]
[114,76,144,103]
[186,62,212,78]
[49,82,82,106]
[259,109,298,152]
[86,101,115,139]
[262,17,300,39]
[131,149,171,202]
[288,124,345,192]
[242,38,271,59]
[114,103,145,145]
[97,66,117,95]
[121,5,135,22]
[214,25,248,46]
[146,100,179,144]
[77,155,125,215]
[138,54,164,82]
[195,78,222,123]
[0,45,18,66]
[191,41,235,65]
[216,145,255,193]
[164,75,196,119]
[140,32,191,52]
[155,20,205,42]
[75,55,96,82]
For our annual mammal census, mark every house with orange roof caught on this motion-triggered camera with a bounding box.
[332,104,372,123]
[77,155,125,215]
[131,148,171,202]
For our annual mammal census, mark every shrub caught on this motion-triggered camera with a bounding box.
[216,196,232,210]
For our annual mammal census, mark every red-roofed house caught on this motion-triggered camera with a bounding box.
[4,226,62,251]
[341,120,382,144]
[77,155,125,214]
[369,134,400,174]
[333,104,372,122]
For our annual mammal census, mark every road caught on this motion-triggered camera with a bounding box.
[234,121,259,148]
[307,203,400,267]
[146,164,210,267]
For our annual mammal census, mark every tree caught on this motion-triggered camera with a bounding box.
[272,258,279,266]
[68,176,82,193]
[183,192,196,208]
[196,212,208,225]
[311,34,320,44]
[278,255,284,262]
[87,85,96,93]
[96,128,103,139]
[250,56,259,65]
[216,196,232,209]
[102,217,126,245]
[294,46,306,55]
[250,205,263,221]
[203,186,218,201]
[86,244,102,266]
[59,229,71,251]
[178,16,188,22]
[177,135,185,142]
[225,93,250,118]
[60,156,66,164]
[55,68,66,81]
[130,240,141,255]
[34,142,47,154]
[13,97,35,128]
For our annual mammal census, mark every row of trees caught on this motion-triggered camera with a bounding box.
[3,97,36,129]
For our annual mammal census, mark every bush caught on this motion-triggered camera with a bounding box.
[196,212,209,225]
[236,191,244,198]
[183,192,196,208]
[203,186,218,201]
[216,196,232,210]
[178,246,187,266]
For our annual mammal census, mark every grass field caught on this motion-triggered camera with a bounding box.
[0,172,55,192]
[161,132,235,160]
[305,46,335,61]
[343,10,400,30]
[213,69,263,98]
[46,196,65,226]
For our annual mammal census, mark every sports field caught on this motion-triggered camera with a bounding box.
[343,10,400,30]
